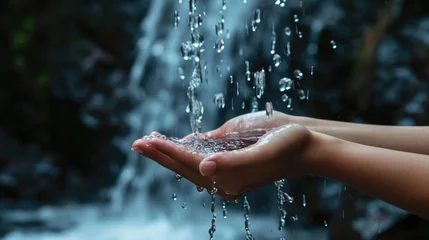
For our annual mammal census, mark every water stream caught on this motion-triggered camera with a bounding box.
[4,0,412,239]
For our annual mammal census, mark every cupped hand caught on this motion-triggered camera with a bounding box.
[132,123,312,199]
[183,110,290,140]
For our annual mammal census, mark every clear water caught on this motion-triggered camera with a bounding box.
[142,129,264,156]
[2,0,361,239]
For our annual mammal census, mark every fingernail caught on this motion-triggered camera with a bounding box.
[200,160,217,176]
[132,139,145,154]
[132,139,143,146]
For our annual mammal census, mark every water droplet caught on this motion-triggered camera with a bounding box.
[191,32,205,51]
[214,38,225,53]
[215,20,224,37]
[243,196,254,239]
[283,192,294,204]
[203,63,209,84]
[271,42,276,55]
[251,9,261,31]
[236,82,240,96]
[293,69,303,80]
[297,89,306,100]
[190,62,202,88]
[196,185,204,192]
[213,93,225,108]
[241,101,245,109]
[254,69,266,99]
[302,194,306,207]
[251,97,258,112]
[174,173,182,181]
[271,23,276,54]
[182,203,188,209]
[181,41,196,60]
[279,77,293,92]
[286,42,291,56]
[311,65,314,75]
[281,94,289,102]
[279,0,286,7]
[189,0,196,13]
[178,67,185,80]
[245,60,251,81]
[284,27,291,36]
[290,214,299,221]
[265,102,273,117]
[324,220,328,227]
[273,54,281,67]
[174,10,180,29]
[222,201,228,218]
[298,31,303,38]
[208,182,217,239]
[172,193,177,201]
[287,98,292,108]
[293,14,299,23]
[330,40,337,49]
[230,75,234,84]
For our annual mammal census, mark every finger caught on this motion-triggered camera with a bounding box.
[133,139,234,199]
[134,142,214,188]
[145,138,204,174]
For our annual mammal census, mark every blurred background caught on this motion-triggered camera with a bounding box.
[1,0,429,239]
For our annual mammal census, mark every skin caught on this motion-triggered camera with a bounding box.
[132,111,429,219]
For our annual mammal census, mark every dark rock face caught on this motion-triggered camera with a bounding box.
[1,0,428,239]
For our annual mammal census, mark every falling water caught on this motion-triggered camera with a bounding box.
[2,1,337,239]
[243,196,254,240]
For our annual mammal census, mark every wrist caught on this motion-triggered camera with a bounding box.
[300,130,344,177]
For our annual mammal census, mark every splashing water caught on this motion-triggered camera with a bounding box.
[209,183,218,240]
[293,69,304,80]
[265,102,274,117]
[330,40,337,49]
[254,69,266,99]
[214,93,226,108]
[140,130,264,157]
[279,77,293,92]
[302,194,307,208]
[2,1,329,240]
[273,54,281,67]
[243,196,255,240]
[284,27,292,36]
[251,9,261,31]
[222,202,228,219]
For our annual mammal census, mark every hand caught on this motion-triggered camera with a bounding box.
[183,110,290,140]
[132,123,313,200]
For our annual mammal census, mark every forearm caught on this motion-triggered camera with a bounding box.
[293,116,429,155]
[307,132,429,219]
